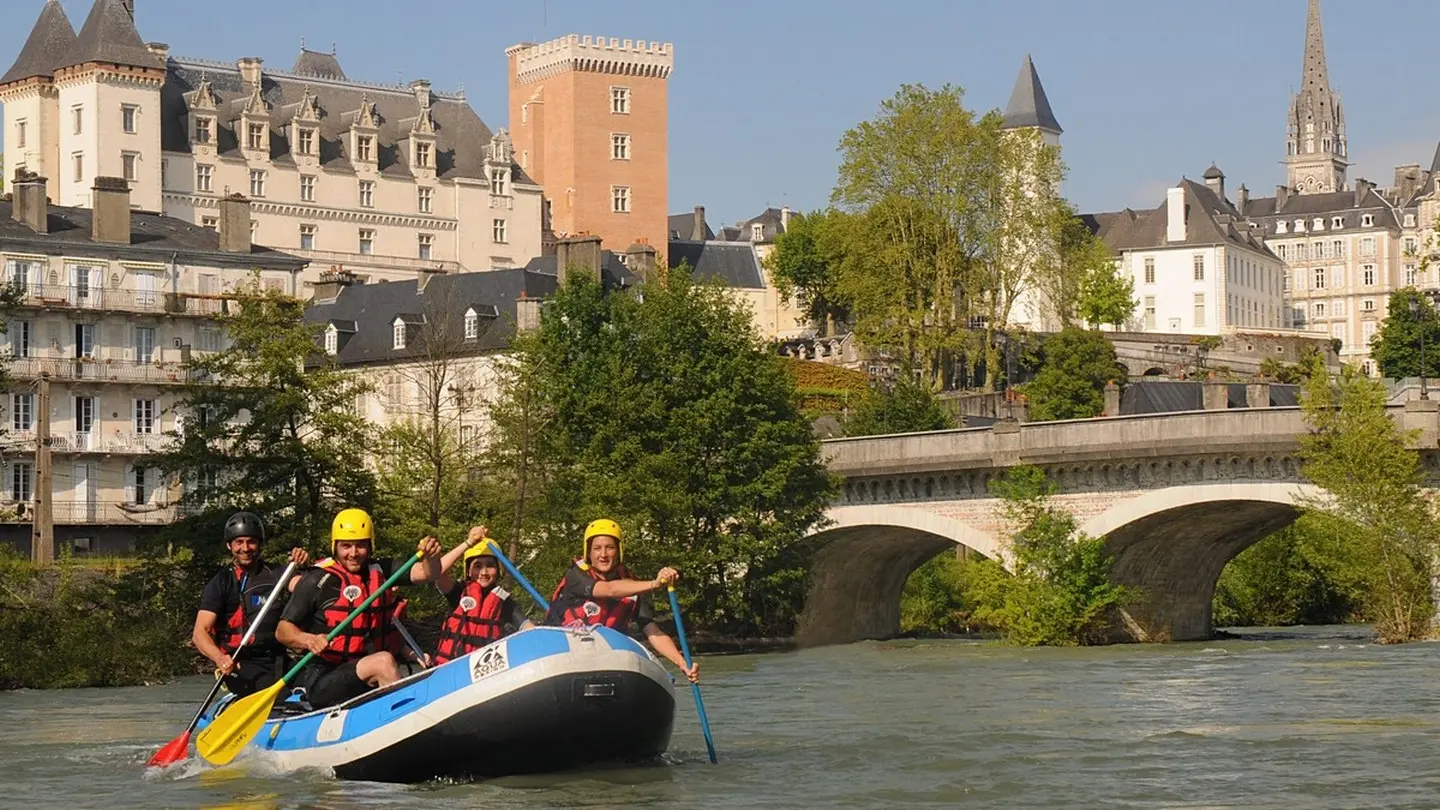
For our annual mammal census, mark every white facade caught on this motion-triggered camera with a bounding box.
[1123,243,1286,336]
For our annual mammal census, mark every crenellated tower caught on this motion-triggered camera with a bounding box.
[1286,0,1348,194]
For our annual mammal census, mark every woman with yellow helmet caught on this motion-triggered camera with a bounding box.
[429,525,535,664]
[542,518,698,683]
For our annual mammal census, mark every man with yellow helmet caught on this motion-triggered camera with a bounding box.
[430,525,534,665]
[276,508,442,708]
[543,518,698,683]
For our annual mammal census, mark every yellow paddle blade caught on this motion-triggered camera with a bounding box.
[195,679,286,766]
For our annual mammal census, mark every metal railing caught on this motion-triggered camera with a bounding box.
[7,283,231,316]
[0,499,182,525]
[8,357,191,384]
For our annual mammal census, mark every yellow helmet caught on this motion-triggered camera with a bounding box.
[582,518,623,562]
[331,508,374,551]
[462,539,500,569]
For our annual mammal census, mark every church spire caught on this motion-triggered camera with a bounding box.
[1286,0,1347,194]
[1001,55,1062,137]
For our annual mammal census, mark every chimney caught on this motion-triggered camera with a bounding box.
[1236,183,1249,212]
[1354,178,1373,208]
[516,296,541,332]
[780,206,791,232]
[311,268,360,301]
[410,78,432,109]
[625,239,658,283]
[146,42,169,64]
[1165,186,1186,243]
[1275,185,1289,212]
[1202,376,1229,411]
[691,205,706,241]
[556,234,603,286]
[237,57,264,89]
[1103,380,1121,417]
[91,177,132,245]
[11,171,48,234]
[217,193,252,253]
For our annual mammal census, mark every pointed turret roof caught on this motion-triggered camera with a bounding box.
[59,0,164,72]
[1301,0,1330,96]
[1001,55,1062,135]
[0,1,79,86]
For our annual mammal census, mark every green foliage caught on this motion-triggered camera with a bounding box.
[1299,362,1439,642]
[764,209,853,332]
[1370,287,1440,378]
[1259,345,1324,384]
[899,552,989,634]
[1022,327,1126,421]
[1076,253,1135,330]
[154,279,377,556]
[845,375,956,436]
[485,273,836,635]
[1211,515,1364,627]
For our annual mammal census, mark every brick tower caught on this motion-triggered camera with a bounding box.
[506,35,673,260]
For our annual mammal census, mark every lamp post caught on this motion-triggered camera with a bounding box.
[1411,297,1429,400]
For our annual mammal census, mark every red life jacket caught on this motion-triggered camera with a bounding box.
[214,563,285,655]
[312,558,397,665]
[544,560,638,630]
[434,581,511,664]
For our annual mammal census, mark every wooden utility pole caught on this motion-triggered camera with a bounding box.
[31,372,53,564]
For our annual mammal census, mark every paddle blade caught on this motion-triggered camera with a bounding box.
[146,730,192,768]
[195,680,284,766]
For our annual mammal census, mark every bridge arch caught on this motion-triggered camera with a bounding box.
[1081,482,1323,641]
[794,505,1000,648]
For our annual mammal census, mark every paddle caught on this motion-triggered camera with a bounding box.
[391,616,431,670]
[147,560,298,769]
[482,540,551,611]
[195,550,425,767]
[667,586,718,764]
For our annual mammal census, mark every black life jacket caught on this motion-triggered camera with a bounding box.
[310,558,397,666]
[213,563,285,656]
[434,580,510,664]
[544,560,639,630]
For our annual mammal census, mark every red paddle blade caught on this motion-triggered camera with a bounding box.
[146,731,192,768]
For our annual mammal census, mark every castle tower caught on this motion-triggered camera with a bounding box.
[1286,0,1347,194]
[1001,54,1063,147]
[0,1,79,201]
[54,0,166,211]
[507,35,674,260]
[999,55,1067,333]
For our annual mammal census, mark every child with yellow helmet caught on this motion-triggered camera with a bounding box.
[429,526,535,664]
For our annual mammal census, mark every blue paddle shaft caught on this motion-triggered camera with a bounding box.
[488,542,551,611]
[668,587,718,764]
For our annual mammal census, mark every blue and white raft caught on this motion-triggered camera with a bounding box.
[199,625,676,783]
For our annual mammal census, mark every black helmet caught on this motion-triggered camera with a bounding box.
[224,512,265,544]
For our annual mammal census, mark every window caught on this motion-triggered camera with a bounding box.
[201,216,217,230]
[134,399,156,434]
[1407,264,1418,286]
[1193,292,1205,327]
[1143,257,1155,284]
[492,219,507,243]
[122,104,137,134]
[1332,322,1346,343]
[300,175,316,202]
[1404,237,1418,256]
[418,233,433,260]
[357,135,373,162]
[72,152,84,183]
[249,169,266,197]
[611,133,630,160]
[6,260,33,288]
[415,142,431,168]
[198,327,221,352]
[324,326,338,355]
[490,169,507,195]
[612,186,631,213]
[358,229,374,255]
[122,152,138,182]
[1275,243,1287,260]
[1362,265,1376,286]
[1314,302,1326,318]
[1143,295,1156,330]
[465,309,478,340]
[1312,218,1324,231]
[9,320,30,358]
[611,86,630,114]
[134,326,155,364]
[297,127,314,155]
[15,120,26,149]
[1361,214,1374,227]
[131,466,148,504]
[1359,237,1376,257]
[247,123,265,150]
[1333,239,1344,258]
[393,321,406,350]
[11,393,32,432]
[359,180,374,208]
[1362,299,1376,312]
[75,396,93,435]
[1294,219,1305,233]
[195,164,213,193]
[1405,214,1417,227]
[1276,221,1288,235]
[1314,267,1326,289]
[752,223,765,241]
[1282,272,1291,292]
[418,186,433,213]
[193,116,212,143]
[1332,216,1344,229]
[74,323,95,358]
[299,224,315,250]
[1192,254,1205,281]
[72,105,82,135]
[10,462,32,502]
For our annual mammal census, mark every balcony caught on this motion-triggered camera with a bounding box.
[0,499,182,526]
[45,431,168,454]
[8,357,190,384]
[9,283,230,317]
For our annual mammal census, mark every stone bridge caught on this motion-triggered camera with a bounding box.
[796,400,1440,647]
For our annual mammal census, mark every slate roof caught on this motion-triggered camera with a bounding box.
[291,48,346,81]
[159,55,531,183]
[1085,178,1275,258]
[0,0,78,85]
[668,212,714,241]
[59,0,164,72]
[304,267,557,365]
[735,207,790,244]
[669,240,764,289]
[1120,381,1301,415]
[1001,55,1062,134]
[1237,182,1406,234]
[0,198,305,269]
[522,250,635,289]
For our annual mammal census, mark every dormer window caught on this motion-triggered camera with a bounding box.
[247,123,265,151]
[357,135,374,163]
[1312,218,1324,231]
[751,223,765,241]
[297,128,315,156]
[392,319,406,350]
[1405,214,1417,228]
[324,325,338,355]
[415,142,431,168]
[1293,219,1305,233]
[1361,214,1374,227]
[490,167,508,196]
[1332,216,1344,228]
[1276,221,1287,234]
[193,117,212,144]
[464,308,478,340]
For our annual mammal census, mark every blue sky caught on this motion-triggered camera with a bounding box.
[5,0,1440,227]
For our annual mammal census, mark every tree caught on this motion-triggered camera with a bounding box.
[1211,515,1363,628]
[488,272,835,635]
[156,280,377,553]
[1022,327,1127,421]
[1298,360,1438,642]
[1370,287,1440,378]
[1076,246,1136,330]
[764,208,853,335]
[845,376,956,436]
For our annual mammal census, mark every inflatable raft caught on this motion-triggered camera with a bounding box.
[198,625,676,782]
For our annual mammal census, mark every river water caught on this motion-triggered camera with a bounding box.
[5,625,1440,809]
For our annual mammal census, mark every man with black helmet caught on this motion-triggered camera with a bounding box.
[191,511,309,697]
